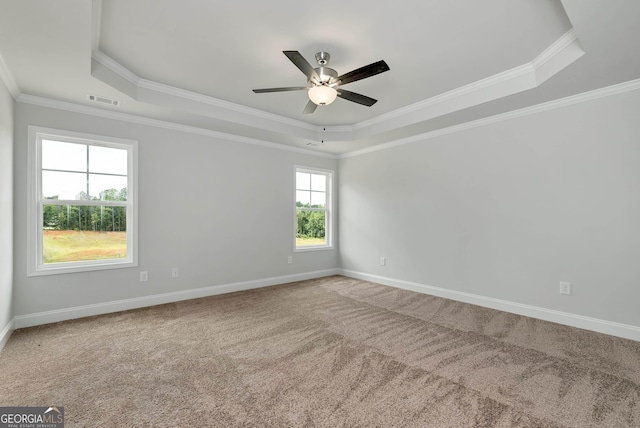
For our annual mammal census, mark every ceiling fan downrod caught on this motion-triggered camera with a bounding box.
[312,52,337,85]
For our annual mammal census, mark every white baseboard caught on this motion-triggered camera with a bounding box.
[0,318,15,353]
[14,268,638,342]
[14,268,340,329]
[340,269,640,342]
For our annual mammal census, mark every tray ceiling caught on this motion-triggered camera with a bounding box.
[0,0,638,154]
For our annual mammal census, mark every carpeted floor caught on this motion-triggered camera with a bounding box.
[1,276,639,427]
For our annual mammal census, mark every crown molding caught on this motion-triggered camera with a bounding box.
[91,50,140,85]
[532,28,578,70]
[91,0,321,137]
[89,24,583,147]
[13,76,639,161]
[340,78,640,159]
[0,51,20,99]
[532,28,584,85]
[91,50,319,134]
[136,77,317,131]
[352,29,583,139]
[16,94,338,159]
[354,63,534,132]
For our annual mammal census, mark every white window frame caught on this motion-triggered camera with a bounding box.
[27,126,138,276]
[294,166,333,252]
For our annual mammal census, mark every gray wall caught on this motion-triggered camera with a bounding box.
[9,86,640,334]
[0,79,13,336]
[340,89,640,327]
[13,103,338,317]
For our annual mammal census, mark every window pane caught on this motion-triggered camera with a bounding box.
[310,191,326,208]
[296,210,326,247]
[294,167,331,251]
[296,172,311,190]
[89,174,128,200]
[42,140,86,172]
[42,170,87,200]
[296,190,311,208]
[310,174,326,191]
[42,204,127,264]
[89,145,128,175]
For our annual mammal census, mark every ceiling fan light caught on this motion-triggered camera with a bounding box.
[308,85,338,106]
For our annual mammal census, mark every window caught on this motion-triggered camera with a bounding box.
[27,126,138,275]
[295,166,332,251]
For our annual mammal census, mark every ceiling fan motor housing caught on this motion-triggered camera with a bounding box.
[313,67,338,84]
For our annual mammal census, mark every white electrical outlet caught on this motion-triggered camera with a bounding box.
[559,281,571,295]
[140,271,148,282]
[171,267,179,278]
[287,256,293,264]
[380,257,386,266]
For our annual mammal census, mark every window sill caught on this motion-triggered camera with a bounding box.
[294,245,334,253]
[28,259,137,276]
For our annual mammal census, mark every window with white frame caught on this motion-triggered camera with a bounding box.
[295,167,332,250]
[27,126,138,276]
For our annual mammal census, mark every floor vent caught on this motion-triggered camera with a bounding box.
[87,95,120,107]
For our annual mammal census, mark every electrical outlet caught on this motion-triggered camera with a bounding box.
[380,257,386,266]
[171,267,179,278]
[559,281,571,295]
[287,256,293,264]
[140,271,148,282]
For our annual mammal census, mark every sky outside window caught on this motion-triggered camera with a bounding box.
[41,139,128,200]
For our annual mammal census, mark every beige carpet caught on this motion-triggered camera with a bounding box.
[1,276,639,427]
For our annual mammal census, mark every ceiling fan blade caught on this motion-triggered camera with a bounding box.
[303,100,318,114]
[253,86,308,93]
[337,89,378,107]
[336,60,390,86]
[283,51,320,81]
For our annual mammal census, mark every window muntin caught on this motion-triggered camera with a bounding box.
[295,167,332,250]
[28,127,138,276]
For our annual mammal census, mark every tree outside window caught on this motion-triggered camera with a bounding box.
[295,167,332,250]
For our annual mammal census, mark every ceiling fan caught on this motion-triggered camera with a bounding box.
[253,51,390,114]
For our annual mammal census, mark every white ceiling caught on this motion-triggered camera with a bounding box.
[0,0,638,155]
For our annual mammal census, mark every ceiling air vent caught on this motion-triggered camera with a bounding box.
[87,94,120,107]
